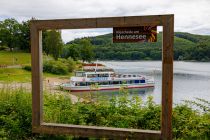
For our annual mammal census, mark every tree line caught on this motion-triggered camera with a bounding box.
[86,32,210,61]
[0,18,30,52]
[0,18,94,62]
[1,18,210,62]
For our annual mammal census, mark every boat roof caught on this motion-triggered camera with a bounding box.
[75,71,114,74]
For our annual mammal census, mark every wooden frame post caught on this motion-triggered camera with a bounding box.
[30,15,174,140]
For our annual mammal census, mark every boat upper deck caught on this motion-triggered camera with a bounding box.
[72,71,150,82]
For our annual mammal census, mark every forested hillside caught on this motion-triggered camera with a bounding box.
[68,32,210,61]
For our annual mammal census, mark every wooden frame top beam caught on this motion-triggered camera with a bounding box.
[30,14,173,30]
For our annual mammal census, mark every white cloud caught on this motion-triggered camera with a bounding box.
[62,29,112,43]
[0,0,210,42]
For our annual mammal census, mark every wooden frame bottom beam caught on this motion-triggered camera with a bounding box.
[33,123,161,140]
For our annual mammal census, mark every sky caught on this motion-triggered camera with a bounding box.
[0,0,210,43]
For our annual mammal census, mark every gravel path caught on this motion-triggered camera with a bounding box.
[0,77,82,103]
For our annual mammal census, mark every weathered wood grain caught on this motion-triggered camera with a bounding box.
[161,15,174,140]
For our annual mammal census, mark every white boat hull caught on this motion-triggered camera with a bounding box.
[62,83,155,92]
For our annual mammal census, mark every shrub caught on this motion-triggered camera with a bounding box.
[43,60,68,75]
[58,57,76,72]
[1,87,210,139]
[43,58,76,75]
[22,65,31,71]
[0,87,32,139]
[0,87,81,140]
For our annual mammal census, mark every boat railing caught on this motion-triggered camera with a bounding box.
[115,74,143,78]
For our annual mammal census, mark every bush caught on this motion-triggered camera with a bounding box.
[43,58,76,75]
[0,87,32,139]
[0,87,80,140]
[1,87,210,139]
[43,60,68,75]
[59,57,76,72]
[22,65,31,71]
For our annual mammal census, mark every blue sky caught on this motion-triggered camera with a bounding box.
[0,0,210,42]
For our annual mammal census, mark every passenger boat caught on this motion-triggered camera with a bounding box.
[61,71,155,92]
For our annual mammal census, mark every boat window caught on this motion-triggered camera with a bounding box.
[98,74,103,77]
[113,81,119,84]
[87,74,98,78]
[104,74,109,77]
[98,81,109,85]
[86,82,91,86]
[128,75,131,77]
[140,80,145,83]
[110,74,115,77]
[127,80,133,84]
[79,82,86,86]
[123,75,126,78]
[134,80,139,84]
[75,72,85,77]
[133,75,136,77]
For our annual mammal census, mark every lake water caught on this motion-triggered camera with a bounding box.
[97,61,210,104]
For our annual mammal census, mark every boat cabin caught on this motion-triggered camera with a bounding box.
[75,71,115,78]
[72,71,146,87]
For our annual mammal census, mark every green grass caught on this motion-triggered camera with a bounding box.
[0,68,31,83]
[0,68,72,83]
[0,51,74,83]
[0,51,31,66]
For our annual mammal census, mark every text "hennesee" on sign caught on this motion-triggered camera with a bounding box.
[113,26,157,43]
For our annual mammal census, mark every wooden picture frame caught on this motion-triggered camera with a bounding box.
[30,15,174,140]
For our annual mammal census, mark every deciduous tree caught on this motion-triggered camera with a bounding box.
[43,30,63,60]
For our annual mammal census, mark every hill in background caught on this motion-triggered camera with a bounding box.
[67,32,210,61]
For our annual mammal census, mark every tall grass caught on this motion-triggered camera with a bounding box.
[0,87,210,140]
[0,51,31,65]
[0,68,31,83]
[0,87,32,139]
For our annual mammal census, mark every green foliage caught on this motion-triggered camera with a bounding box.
[17,20,30,52]
[1,17,210,61]
[61,44,80,60]
[22,65,31,71]
[0,18,20,51]
[66,39,95,62]
[0,18,31,52]
[0,87,32,139]
[0,87,210,139]
[173,105,210,139]
[67,32,210,61]
[43,60,68,75]
[79,39,95,62]
[0,87,74,140]
[43,58,76,75]
[43,30,63,60]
